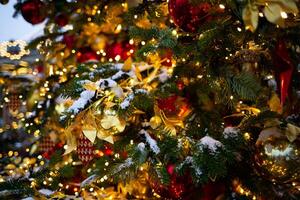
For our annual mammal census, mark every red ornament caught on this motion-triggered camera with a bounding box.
[176,80,185,91]
[20,0,46,25]
[63,34,75,49]
[76,47,99,63]
[106,42,135,61]
[168,0,212,32]
[157,95,190,118]
[157,95,178,113]
[35,65,44,73]
[55,13,68,27]
[273,39,294,106]
[167,163,176,175]
[77,134,95,163]
[161,50,173,67]
[103,144,114,156]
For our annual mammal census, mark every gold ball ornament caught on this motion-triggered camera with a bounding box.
[254,125,300,183]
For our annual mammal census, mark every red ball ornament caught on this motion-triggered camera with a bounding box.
[63,34,75,49]
[157,95,178,113]
[20,0,46,25]
[76,47,99,63]
[168,0,212,32]
[55,13,68,27]
[106,42,135,61]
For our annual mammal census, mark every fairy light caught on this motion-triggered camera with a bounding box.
[219,4,225,9]
[281,11,288,19]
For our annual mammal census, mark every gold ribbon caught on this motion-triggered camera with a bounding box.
[242,0,299,32]
[264,119,300,142]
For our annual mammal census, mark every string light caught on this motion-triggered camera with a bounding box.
[0,40,30,60]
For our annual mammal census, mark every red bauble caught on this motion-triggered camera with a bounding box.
[35,65,44,73]
[103,144,114,156]
[157,95,178,113]
[20,0,46,25]
[77,134,95,163]
[55,13,68,27]
[76,47,99,63]
[63,34,75,49]
[106,42,135,61]
[168,0,212,32]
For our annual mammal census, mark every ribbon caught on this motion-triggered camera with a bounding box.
[273,39,294,106]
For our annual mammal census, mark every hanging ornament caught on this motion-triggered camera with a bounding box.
[106,42,135,61]
[55,13,69,27]
[273,39,294,106]
[77,133,95,164]
[76,47,99,63]
[20,0,46,25]
[62,34,75,49]
[168,0,214,32]
[0,0,9,5]
[254,120,300,183]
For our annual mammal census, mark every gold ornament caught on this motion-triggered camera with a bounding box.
[255,120,300,183]
[242,0,299,32]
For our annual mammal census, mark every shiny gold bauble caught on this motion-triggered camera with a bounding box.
[254,126,300,183]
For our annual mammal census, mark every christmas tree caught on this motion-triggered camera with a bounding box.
[0,0,300,199]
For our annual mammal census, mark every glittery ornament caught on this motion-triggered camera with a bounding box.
[77,134,95,163]
[255,124,300,183]
[21,0,46,25]
[168,0,213,32]
[76,47,99,63]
